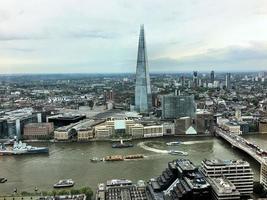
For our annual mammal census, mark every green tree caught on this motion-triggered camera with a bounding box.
[80,187,93,200]
[88,100,94,110]
[57,190,69,195]
[70,189,80,195]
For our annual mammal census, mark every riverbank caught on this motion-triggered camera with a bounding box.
[22,134,216,143]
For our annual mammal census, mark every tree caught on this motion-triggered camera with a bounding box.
[80,187,93,200]
[88,100,94,110]
[70,189,80,195]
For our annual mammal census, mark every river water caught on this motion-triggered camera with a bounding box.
[0,135,264,195]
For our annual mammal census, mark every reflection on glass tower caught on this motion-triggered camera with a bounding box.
[135,25,152,114]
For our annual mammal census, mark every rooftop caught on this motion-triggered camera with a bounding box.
[203,159,249,166]
[209,177,239,195]
[176,159,197,171]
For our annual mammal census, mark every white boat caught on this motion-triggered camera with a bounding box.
[168,150,188,156]
[53,179,75,188]
[166,141,181,146]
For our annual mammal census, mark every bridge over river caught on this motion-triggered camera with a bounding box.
[215,127,267,164]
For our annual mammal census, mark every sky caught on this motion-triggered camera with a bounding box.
[1,0,267,74]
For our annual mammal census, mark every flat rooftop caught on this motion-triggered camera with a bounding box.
[203,159,249,166]
[209,177,239,195]
[176,159,196,171]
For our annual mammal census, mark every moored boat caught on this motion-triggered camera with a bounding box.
[53,179,74,188]
[0,141,49,155]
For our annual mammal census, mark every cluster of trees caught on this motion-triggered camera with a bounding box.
[20,187,93,200]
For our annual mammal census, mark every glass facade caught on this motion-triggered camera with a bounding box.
[162,95,196,119]
[135,25,152,114]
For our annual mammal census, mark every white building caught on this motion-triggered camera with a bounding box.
[201,159,253,196]
[208,177,240,200]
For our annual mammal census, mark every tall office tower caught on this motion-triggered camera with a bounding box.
[193,71,198,88]
[181,76,185,87]
[226,73,231,89]
[135,25,152,114]
[161,94,196,119]
[210,70,215,83]
[201,159,253,196]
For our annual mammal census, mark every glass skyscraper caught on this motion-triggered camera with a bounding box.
[161,95,196,119]
[135,25,152,114]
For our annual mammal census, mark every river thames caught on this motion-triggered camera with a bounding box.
[0,135,265,195]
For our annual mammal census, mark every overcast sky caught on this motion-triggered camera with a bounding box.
[1,0,267,74]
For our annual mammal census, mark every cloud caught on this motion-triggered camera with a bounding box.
[149,43,267,71]
[66,30,119,39]
[0,0,267,73]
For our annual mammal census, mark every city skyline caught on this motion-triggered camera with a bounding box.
[1,0,267,73]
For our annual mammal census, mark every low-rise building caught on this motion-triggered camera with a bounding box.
[162,122,175,135]
[54,129,69,141]
[94,125,111,139]
[175,117,192,135]
[208,177,240,200]
[23,122,54,140]
[143,125,163,138]
[77,128,93,141]
[96,179,148,200]
[129,124,144,139]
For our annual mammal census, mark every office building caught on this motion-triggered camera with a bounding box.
[161,95,196,119]
[175,117,192,135]
[0,108,39,139]
[0,119,8,138]
[226,73,231,90]
[181,76,185,87]
[208,177,240,200]
[96,179,148,200]
[147,159,211,200]
[94,118,163,139]
[201,159,253,196]
[47,114,86,127]
[193,71,198,88]
[210,70,215,84]
[135,25,152,114]
[23,123,54,140]
[195,109,214,134]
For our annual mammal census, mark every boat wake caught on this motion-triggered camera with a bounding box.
[181,140,212,145]
[138,142,168,154]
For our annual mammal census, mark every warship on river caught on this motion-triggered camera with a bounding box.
[0,140,49,155]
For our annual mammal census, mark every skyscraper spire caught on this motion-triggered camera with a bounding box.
[135,25,152,114]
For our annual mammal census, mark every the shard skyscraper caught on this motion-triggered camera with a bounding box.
[135,25,152,114]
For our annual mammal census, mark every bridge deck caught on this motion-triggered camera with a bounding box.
[215,127,266,164]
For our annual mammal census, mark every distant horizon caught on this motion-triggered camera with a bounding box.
[0,70,265,76]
